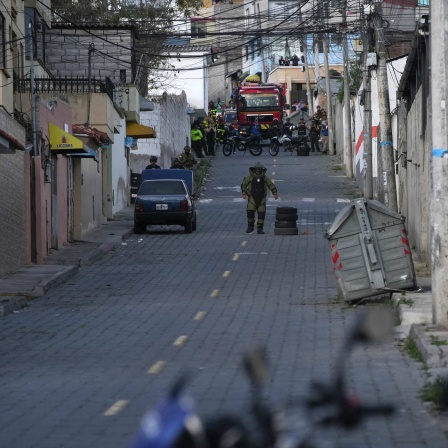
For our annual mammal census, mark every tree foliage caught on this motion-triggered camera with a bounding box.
[336,56,363,103]
[51,0,202,95]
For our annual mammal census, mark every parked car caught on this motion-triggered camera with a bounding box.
[134,179,197,234]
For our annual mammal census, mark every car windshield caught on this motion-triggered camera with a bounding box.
[225,112,236,123]
[139,181,186,195]
[242,94,279,109]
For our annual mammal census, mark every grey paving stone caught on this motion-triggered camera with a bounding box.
[0,152,446,448]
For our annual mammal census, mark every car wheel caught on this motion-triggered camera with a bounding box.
[185,220,193,233]
[275,220,297,228]
[274,227,299,236]
[276,213,298,221]
[134,221,146,234]
[276,207,297,214]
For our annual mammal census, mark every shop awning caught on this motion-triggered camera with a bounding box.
[49,123,87,153]
[126,122,156,139]
[69,147,99,161]
[238,71,250,81]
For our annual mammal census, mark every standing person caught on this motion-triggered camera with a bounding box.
[292,54,299,66]
[170,158,185,169]
[216,117,227,146]
[320,120,329,154]
[198,121,208,156]
[241,162,278,235]
[308,120,321,152]
[297,118,307,136]
[190,121,204,158]
[250,119,262,138]
[145,156,161,169]
[284,57,290,67]
[283,117,293,151]
[270,118,283,138]
[179,146,198,169]
[278,55,285,66]
[206,125,216,156]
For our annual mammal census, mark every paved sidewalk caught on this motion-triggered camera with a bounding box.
[0,207,134,315]
[393,260,448,376]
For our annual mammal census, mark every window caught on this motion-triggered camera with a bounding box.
[191,19,207,39]
[0,14,5,68]
[268,0,299,20]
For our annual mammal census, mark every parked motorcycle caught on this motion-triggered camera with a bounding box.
[270,126,310,157]
[126,309,396,448]
[223,134,263,157]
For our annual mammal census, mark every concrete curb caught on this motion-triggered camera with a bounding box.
[80,243,114,266]
[410,324,448,369]
[0,296,28,317]
[0,225,133,317]
[393,290,432,331]
[122,229,134,241]
[31,266,79,297]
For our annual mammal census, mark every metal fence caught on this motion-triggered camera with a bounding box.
[18,76,115,103]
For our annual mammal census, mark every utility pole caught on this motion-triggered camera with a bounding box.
[373,2,397,210]
[298,5,313,113]
[430,0,448,328]
[363,13,373,199]
[302,36,313,114]
[29,22,38,157]
[314,34,320,110]
[323,34,334,155]
[87,43,95,127]
[342,0,353,178]
[29,20,38,263]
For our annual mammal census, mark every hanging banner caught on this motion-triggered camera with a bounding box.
[125,136,138,150]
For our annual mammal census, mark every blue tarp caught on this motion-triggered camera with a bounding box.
[141,169,194,195]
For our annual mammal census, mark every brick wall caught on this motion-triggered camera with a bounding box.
[131,92,190,171]
[45,26,135,85]
[0,152,26,277]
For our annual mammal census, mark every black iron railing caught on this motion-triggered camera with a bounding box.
[18,76,115,103]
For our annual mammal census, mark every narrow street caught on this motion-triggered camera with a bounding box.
[0,150,446,448]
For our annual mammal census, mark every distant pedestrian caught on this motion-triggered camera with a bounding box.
[206,125,216,156]
[241,162,278,235]
[145,156,161,169]
[279,56,285,66]
[179,146,198,169]
[321,121,329,154]
[170,158,185,169]
[190,122,204,158]
[308,120,321,152]
[292,54,299,66]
